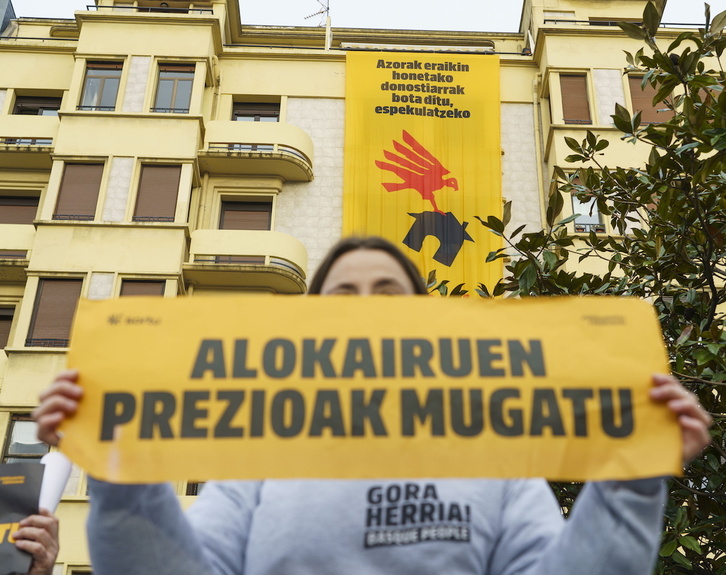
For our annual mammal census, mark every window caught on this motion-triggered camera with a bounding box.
[572,194,605,233]
[0,308,13,348]
[0,196,39,224]
[560,74,591,125]
[215,200,272,264]
[53,164,104,221]
[13,96,62,116]
[186,481,206,496]
[2,137,52,145]
[231,103,279,151]
[233,103,280,122]
[26,278,83,347]
[220,200,272,231]
[628,76,674,124]
[152,64,194,113]
[120,280,165,296]
[79,62,123,111]
[133,165,181,222]
[588,17,640,26]
[2,416,49,463]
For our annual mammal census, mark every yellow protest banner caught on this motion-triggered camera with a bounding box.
[60,296,680,483]
[343,52,502,292]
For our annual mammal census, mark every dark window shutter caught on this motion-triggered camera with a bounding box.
[27,279,82,346]
[0,197,39,224]
[158,64,195,73]
[0,308,13,348]
[629,76,674,124]
[560,75,591,124]
[133,166,181,222]
[86,61,123,70]
[120,280,165,296]
[54,164,104,220]
[220,201,271,231]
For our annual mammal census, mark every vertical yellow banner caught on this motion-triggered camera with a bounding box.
[344,52,502,292]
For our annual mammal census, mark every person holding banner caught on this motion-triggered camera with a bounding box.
[12,510,59,575]
[34,237,711,575]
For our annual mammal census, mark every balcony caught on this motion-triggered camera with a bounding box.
[183,229,308,293]
[0,349,68,405]
[0,224,35,282]
[0,115,58,169]
[198,121,313,181]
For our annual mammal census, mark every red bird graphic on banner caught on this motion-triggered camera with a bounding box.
[375,131,458,214]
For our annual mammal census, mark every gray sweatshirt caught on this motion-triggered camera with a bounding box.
[86,477,665,575]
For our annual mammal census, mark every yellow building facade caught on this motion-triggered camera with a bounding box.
[0,0,689,571]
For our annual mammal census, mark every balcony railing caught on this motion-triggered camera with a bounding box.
[184,229,308,293]
[52,214,94,221]
[77,105,116,112]
[574,222,606,234]
[87,5,214,14]
[150,107,190,114]
[0,138,53,145]
[25,338,68,348]
[200,121,314,181]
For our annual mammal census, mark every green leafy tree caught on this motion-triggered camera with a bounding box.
[477,3,726,573]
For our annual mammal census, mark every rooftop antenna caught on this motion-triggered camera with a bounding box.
[305,0,332,50]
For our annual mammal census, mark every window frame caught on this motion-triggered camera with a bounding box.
[0,307,15,349]
[79,61,124,112]
[559,73,592,125]
[627,74,675,125]
[132,164,182,223]
[1,414,50,464]
[571,193,605,234]
[219,199,273,232]
[232,102,280,123]
[152,63,195,114]
[26,277,84,348]
[53,163,105,222]
[119,279,167,297]
[13,95,62,116]
[0,195,40,225]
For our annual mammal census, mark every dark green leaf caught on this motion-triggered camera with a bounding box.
[619,21,647,41]
[518,264,537,293]
[643,1,662,37]
[564,136,582,153]
[502,200,512,228]
[659,540,678,557]
[546,190,565,227]
[710,8,726,33]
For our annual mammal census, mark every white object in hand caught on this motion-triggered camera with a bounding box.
[39,452,72,512]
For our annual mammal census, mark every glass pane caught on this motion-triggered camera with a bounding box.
[173,80,193,110]
[572,196,600,225]
[259,116,278,122]
[94,69,122,77]
[81,77,102,108]
[7,419,48,456]
[41,109,59,117]
[10,419,39,444]
[63,463,82,496]
[155,79,174,109]
[100,78,119,109]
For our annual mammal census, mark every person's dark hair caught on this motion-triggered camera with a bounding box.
[307,236,428,295]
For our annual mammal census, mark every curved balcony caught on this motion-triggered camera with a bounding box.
[198,121,313,181]
[0,115,58,169]
[183,229,308,294]
[0,224,35,282]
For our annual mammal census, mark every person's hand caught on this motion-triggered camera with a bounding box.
[12,509,59,575]
[650,373,712,466]
[32,370,83,447]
